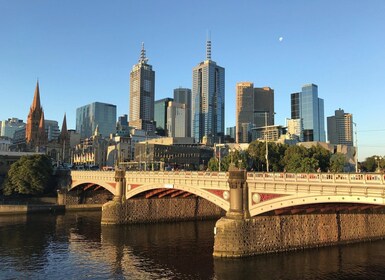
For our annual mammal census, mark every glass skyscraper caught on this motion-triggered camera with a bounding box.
[76,102,117,139]
[192,40,225,144]
[154,98,173,136]
[290,84,325,142]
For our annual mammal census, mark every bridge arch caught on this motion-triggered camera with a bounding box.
[71,180,116,195]
[125,182,230,211]
[250,193,385,217]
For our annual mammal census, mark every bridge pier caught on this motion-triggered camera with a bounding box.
[213,166,255,257]
[101,169,126,225]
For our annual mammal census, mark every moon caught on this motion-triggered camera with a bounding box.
[279,37,283,42]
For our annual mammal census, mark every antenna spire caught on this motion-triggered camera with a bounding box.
[206,31,211,61]
[139,42,148,64]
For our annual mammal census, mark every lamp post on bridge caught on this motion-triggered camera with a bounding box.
[216,143,225,172]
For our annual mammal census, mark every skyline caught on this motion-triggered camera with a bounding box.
[1,1,384,160]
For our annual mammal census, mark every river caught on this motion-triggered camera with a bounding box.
[1,211,385,279]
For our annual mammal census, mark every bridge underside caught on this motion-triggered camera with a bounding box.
[132,188,195,199]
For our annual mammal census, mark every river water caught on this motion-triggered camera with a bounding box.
[1,211,385,279]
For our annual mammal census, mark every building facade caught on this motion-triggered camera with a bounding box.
[192,39,225,145]
[235,82,275,143]
[167,101,188,137]
[0,118,26,139]
[174,87,192,137]
[129,43,156,133]
[290,84,325,142]
[327,108,353,146]
[76,102,117,139]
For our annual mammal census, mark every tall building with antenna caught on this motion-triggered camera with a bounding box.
[192,36,225,144]
[129,43,156,132]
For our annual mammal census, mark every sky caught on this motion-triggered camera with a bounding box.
[0,0,384,161]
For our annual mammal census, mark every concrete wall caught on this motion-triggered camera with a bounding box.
[213,208,385,257]
[102,197,225,225]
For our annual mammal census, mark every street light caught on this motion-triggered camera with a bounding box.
[264,112,269,172]
[216,143,225,172]
[375,156,383,173]
[353,122,358,172]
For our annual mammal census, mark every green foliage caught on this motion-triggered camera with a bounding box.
[207,157,219,171]
[329,153,346,173]
[3,154,53,196]
[309,144,331,172]
[361,156,377,172]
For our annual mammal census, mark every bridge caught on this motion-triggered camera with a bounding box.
[69,170,385,217]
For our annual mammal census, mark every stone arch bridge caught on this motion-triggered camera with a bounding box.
[69,170,385,217]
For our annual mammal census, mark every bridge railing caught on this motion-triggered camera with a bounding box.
[247,172,385,184]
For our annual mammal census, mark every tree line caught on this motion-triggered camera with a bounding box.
[208,140,384,173]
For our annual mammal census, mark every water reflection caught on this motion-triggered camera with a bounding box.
[1,212,385,279]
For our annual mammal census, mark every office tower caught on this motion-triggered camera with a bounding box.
[327,108,353,146]
[26,81,46,150]
[290,84,325,142]
[45,120,60,141]
[117,114,129,136]
[192,38,225,145]
[235,82,274,143]
[129,43,155,133]
[76,102,117,139]
[286,118,303,141]
[154,98,173,136]
[226,126,236,140]
[167,101,188,137]
[0,118,25,139]
[174,87,192,137]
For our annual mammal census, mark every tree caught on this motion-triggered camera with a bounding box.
[329,153,346,173]
[309,144,331,172]
[3,154,54,196]
[282,145,309,172]
[361,156,377,172]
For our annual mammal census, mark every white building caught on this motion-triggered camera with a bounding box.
[167,101,188,138]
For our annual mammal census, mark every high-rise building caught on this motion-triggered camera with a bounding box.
[174,88,192,137]
[290,84,325,142]
[154,98,173,136]
[25,81,46,150]
[235,82,274,143]
[327,108,353,146]
[76,102,117,139]
[192,39,225,145]
[45,120,60,141]
[167,101,188,137]
[129,43,155,133]
[0,118,26,139]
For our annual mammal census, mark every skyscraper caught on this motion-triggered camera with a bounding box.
[154,98,173,136]
[192,39,225,144]
[327,109,353,146]
[129,43,155,133]
[76,102,117,139]
[290,84,326,142]
[235,82,274,143]
[174,88,192,137]
[167,101,188,137]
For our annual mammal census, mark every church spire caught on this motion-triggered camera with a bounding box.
[31,80,41,111]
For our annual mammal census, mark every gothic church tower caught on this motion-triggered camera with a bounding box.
[26,81,47,151]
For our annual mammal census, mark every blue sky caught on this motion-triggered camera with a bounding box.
[1,0,384,160]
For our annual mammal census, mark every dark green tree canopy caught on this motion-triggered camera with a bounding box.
[3,154,53,196]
